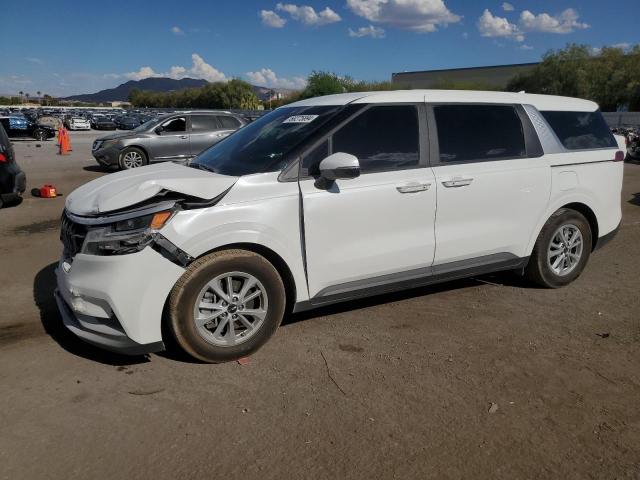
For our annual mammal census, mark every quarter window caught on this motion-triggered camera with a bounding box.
[332,105,420,173]
[541,111,617,150]
[217,116,241,129]
[191,115,220,132]
[433,105,526,163]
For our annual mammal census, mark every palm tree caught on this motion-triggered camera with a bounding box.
[25,93,30,104]
[18,91,23,105]
[37,91,41,104]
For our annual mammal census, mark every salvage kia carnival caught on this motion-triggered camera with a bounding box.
[56,90,624,362]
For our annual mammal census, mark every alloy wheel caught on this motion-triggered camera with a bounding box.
[193,272,268,347]
[547,224,584,276]
[122,151,143,168]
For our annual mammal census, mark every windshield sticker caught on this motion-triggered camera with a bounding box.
[283,115,319,124]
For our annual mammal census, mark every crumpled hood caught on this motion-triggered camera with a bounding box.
[65,162,238,215]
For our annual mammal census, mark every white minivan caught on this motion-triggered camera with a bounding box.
[56,90,624,362]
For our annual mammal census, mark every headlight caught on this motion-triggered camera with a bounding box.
[82,210,174,256]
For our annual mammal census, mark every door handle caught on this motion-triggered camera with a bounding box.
[442,178,473,188]
[396,183,431,194]
[180,135,188,139]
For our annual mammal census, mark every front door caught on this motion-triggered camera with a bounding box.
[299,104,437,299]
[149,116,190,162]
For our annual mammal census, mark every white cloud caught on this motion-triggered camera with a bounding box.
[519,44,533,50]
[519,8,589,34]
[126,66,158,81]
[245,68,307,90]
[477,9,524,41]
[276,3,341,26]
[346,0,460,33]
[170,26,184,35]
[611,42,631,51]
[348,25,386,38]
[26,57,44,65]
[502,2,514,12]
[260,10,287,28]
[125,53,226,83]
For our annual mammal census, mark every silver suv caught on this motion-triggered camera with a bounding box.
[91,111,246,170]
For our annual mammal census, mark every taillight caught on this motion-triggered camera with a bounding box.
[0,153,6,163]
[614,150,625,162]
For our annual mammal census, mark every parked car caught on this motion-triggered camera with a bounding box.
[91,111,245,170]
[0,123,26,208]
[91,116,117,130]
[0,116,56,141]
[115,116,140,130]
[57,90,624,361]
[65,117,91,130]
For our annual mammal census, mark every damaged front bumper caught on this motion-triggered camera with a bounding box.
[55,247,185,355]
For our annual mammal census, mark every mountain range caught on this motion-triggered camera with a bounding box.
[63,77,291,103]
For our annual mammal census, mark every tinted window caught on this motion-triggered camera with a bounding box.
[434,105,526,163]
[541,111,616,150]
[332,105,419,173]
[218,116,241,129]
[162,117,186,132]
[191,115,220,132]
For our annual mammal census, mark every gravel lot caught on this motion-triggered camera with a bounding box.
[1,131,639,479]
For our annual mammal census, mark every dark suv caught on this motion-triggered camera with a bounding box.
[92,111,246,170]
[0,123,26,208]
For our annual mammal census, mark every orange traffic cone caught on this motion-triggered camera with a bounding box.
[58,127,71,155]
[64,127,72,152]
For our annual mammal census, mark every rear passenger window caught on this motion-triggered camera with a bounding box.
[332,105,420,173]
[218,116,241,129]
[434,105,526,163]
[191,115,220,132]
[541,111,617,150]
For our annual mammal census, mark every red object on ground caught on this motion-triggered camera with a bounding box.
[237,357,251,365]
[39,185,58,198]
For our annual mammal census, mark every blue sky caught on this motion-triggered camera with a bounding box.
[1,0,638,96]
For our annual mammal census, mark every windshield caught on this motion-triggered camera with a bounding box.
[191,105,342,176]
[133,116,165,132]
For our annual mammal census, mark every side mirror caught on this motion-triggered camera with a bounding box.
[155,126,164,134]
[319,152,360,181]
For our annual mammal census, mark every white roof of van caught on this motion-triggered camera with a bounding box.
[287,90,599,112]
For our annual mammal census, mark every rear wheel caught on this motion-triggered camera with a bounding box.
[118,147,147,170]
[167,249,286,363]
[525,208,592,288]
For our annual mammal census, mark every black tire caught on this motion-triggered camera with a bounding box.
[118,147,148,170]
[33,129,48,141]
[167,249,286,363]
[525,208,592,288]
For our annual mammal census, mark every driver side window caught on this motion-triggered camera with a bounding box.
[332,105,420,174]
[161,117,186,133]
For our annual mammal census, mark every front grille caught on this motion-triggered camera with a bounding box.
[60,212,87,257]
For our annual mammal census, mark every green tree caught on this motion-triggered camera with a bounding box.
[507,43,640,111]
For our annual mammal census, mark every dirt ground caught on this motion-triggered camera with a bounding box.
[1,131,639,480]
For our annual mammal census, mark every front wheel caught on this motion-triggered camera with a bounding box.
[525,208,592,288]
[118,147,148,170]
[167,249,286,363]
